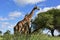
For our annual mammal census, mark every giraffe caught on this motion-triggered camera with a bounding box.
[21,6,40,34]
[14,6,40,34]
[26,6,40,33]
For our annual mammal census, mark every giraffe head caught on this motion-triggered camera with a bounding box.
[33,6,40,10]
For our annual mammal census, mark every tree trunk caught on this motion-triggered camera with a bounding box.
[46,27,54,36]
[29,28,31,34]
[51,29,54,36]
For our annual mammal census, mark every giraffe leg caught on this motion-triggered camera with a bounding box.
[18,24,22,34]
[27,22,31,34]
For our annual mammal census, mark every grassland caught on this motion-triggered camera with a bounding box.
[0,33,60,40]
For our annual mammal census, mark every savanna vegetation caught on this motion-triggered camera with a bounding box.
[0,9,60,40]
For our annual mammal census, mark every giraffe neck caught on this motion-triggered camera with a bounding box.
[28,8,36,19]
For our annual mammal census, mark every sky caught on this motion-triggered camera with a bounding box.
[0,0,60,34]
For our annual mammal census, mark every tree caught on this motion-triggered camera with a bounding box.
[4,30,11,35]
[0,31,2,35]
[32,9,60,36]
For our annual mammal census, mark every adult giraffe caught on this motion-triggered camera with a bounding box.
[24,5,40,34]
[14,5,40,34]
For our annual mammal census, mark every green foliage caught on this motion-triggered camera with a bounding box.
[33,9,60,29]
